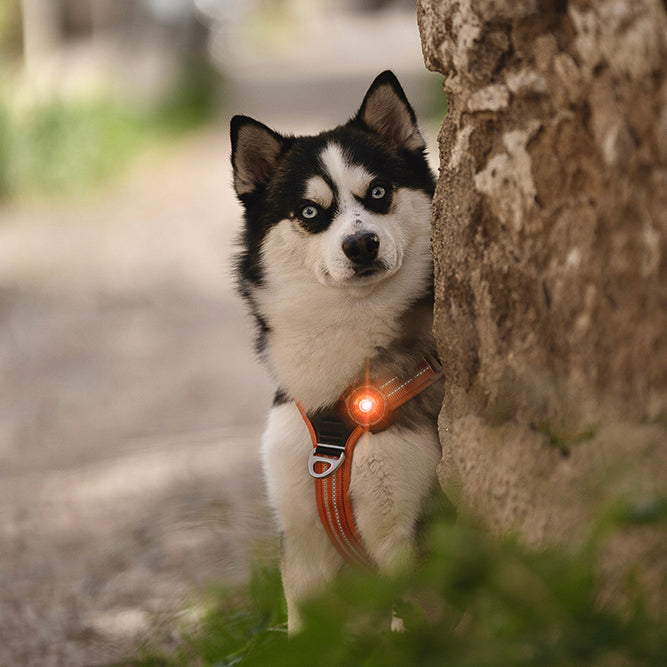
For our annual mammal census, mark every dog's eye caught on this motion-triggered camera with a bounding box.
[370,185,386,200]
[300,204,319,220]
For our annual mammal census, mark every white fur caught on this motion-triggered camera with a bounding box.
[304,174,334,209]
[252,139,437,632]
[262,402,440,631]
[261,403,343,627]
[320,143,373,200]
[312,144,401,287]
[255,141,433,409]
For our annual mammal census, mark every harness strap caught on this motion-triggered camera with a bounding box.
[315,429,375,568]
[297,356,443,569]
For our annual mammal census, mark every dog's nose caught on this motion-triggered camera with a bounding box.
[342,232,380,265]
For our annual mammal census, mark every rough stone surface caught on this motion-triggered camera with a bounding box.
[418,0,666,610]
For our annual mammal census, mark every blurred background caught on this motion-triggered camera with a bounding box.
[0,1,444,664]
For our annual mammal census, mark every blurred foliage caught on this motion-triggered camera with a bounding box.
[127,495,666,667]
[0,100,11,199]
[423,74,448,122]
[0,0,22,58]
[0,57,221,200]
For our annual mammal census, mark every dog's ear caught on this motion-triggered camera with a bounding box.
[230,115,284,196]
[354,70,425,151]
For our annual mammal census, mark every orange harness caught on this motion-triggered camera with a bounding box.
[296,356,443,569]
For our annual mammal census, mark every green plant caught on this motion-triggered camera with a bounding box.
[0,58,222,200]
[129,496,666,667]
[0,96,11,197]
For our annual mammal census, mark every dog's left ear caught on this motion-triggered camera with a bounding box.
[354,70,425,151]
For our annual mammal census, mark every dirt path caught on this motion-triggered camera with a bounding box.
[0,126,276,666]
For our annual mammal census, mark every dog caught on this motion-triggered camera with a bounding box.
[230,71,443,632]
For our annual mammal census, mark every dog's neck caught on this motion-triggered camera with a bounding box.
[256,269,435,411]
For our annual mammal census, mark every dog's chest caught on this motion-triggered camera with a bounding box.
[263,297,402,410]
[262,401,441,567]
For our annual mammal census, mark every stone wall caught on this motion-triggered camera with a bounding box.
[417,0,666,607]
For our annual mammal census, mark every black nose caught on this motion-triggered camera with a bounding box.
[342,232,380,265]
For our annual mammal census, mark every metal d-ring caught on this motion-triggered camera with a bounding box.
[308,449,346,479]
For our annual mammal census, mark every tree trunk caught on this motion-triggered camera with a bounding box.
[418,0,666,609]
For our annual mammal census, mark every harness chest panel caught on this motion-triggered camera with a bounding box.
[296,356,443,568]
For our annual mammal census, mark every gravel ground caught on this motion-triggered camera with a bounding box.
[0,126,276,666]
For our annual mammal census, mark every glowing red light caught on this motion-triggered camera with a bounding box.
[358,397,374,413]
[346,385,388,428]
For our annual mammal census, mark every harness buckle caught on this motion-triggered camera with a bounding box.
[308,447,346,478]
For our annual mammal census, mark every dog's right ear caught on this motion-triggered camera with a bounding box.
[230,115,284,196]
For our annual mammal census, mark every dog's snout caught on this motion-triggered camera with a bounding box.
[342,232,380,265]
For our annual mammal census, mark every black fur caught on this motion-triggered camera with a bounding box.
[231,71,435,358]
[273,388,291,407]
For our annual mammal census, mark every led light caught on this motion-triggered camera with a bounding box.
[346,385,388,428]
[358,397,374,413]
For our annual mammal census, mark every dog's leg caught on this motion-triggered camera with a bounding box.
[280,529,342,633]
[351,425,441,572]
[262,403,344,632]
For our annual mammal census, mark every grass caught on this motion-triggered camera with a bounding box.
[124,495,666,667]
[0,58,221,200]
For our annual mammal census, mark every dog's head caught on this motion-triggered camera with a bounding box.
[231,71,435,299]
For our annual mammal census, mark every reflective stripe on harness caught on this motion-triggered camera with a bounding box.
[296,355,444,569]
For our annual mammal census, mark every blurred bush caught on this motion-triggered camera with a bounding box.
[0,99,11,198]
[0,0,22,58]
[0,57,221,200]
[131,495,666,667]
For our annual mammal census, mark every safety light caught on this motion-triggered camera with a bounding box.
[358,398,374,413]
[345,385,389,428]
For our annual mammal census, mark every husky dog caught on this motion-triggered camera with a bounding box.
[231,71,443,631]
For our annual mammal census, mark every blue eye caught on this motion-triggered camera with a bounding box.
[300,204,319,219]
[370,185,386,199]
